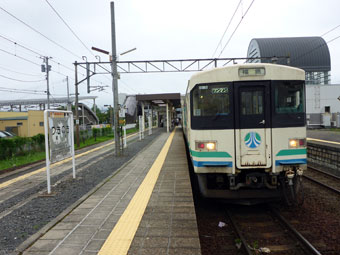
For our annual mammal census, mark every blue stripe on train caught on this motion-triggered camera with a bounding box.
[275,159,307,166]
[193,160,233,167]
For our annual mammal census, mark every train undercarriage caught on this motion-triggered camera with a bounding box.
[195,166,304,205]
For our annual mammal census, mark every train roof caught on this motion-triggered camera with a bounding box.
[187,63,305,92]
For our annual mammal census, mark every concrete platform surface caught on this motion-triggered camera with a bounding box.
[22,128,201,255]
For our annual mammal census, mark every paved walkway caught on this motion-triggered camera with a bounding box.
[22,128,200,255]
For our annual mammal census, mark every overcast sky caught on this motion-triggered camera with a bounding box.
[0,0,339,109]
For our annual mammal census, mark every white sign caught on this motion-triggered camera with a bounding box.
[49,116,72,163]
[44,110,75,194]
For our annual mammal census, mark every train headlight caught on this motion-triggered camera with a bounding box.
[195,141,217,151]
[289,139,298,148]
[289,138,306,148]
[206,142,216,150]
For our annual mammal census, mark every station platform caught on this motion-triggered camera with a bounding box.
[307,129,340,149]
[22,128,201,255]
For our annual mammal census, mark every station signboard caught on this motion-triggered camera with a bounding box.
[44,110,75,194]
[48,114,72,163]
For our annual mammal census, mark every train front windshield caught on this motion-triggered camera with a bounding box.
[191,83,234,129]
[272,81,306,127]
[192,84,230,117]
[275,82,305,114]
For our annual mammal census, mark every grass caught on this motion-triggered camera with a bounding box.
[0,127,139,172]
[0,151,46,171]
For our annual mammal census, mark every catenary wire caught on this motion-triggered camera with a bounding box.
[0,6,82,60]
[0,65,42,77]
[0,74,45,82]
[212,0,243,58]
[217,0,255,58]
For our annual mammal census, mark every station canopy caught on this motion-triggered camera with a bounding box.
[247,37,331,72]
[136,93,181,108]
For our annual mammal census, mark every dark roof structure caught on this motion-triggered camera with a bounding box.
[247,37,331,72]
[136,93,181,108]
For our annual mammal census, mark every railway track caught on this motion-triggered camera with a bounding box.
[226,205,322,255]
[304,166,340,195]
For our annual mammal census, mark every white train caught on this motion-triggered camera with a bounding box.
[183,63,306,204]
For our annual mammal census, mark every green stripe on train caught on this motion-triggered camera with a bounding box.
[190,149,232,158]
[276,148,307,156]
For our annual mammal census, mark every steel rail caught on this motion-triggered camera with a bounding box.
[307,166,340,181]
[303,175,340,195]
[226,210,253,255]
[270,208,322,255]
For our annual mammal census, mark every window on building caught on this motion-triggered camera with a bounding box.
[17,122,23,126]
[39,122,44,126]
[325,106,330,113]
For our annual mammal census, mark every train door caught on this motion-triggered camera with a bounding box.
[234,82,272,168]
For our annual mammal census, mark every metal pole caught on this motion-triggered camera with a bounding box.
[74,62,80,148]
[123,125,127,148]
[46,57,50,109]
[142,102,145,139]
[66,76,71,111]
[44,110,51,194]
[70,112,76,179]
[166,103,169,133]
[111,1,120,156]
[139,115,142,140]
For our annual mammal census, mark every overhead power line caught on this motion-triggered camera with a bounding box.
[291,33,340,64]
[45,0,94,57]
[0,65,42,76]
[0,47,41,66]
[212,0,243,58]
[218,0,255,58]
[321,24,340,37]
[0,6,82,59]
[0,73,45,83]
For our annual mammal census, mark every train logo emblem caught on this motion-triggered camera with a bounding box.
[244,132,261,148]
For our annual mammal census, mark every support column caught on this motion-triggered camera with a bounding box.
[142,102,145,138]
[166,103,169,133]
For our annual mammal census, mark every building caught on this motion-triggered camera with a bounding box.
[0,111,44,137]
[247,36,339,127]
[247,37,331,84]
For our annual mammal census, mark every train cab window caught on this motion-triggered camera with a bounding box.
[272,81,306,128]
[192,84,230,116]
[275,82,304,113]
[191,83,233,129]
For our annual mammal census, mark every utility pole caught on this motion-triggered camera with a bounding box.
[74,62,80,148]
[111,1,120,156]
[41,57,51,109]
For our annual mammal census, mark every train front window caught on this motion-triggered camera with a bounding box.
[240,91,263,115]
[191,83,233,130]
[192,84,230,117]
[275,82,305,114]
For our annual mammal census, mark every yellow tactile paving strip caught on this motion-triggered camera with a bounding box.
[98,128,176,255]
[307,137,340,145]
[0,132,139,190]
